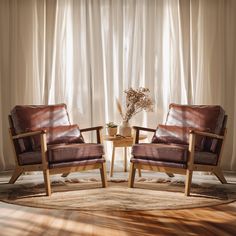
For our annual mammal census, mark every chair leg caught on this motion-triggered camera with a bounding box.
[9,168,23,184]
[185,169,193,196]
[100,162,108,188]
[61,173,70,178]
[213,169,227,184]
[43,169,51,196]
[128,163,136,188]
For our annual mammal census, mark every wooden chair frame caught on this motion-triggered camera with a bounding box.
[9,123,107,196]
[128,125,227,196]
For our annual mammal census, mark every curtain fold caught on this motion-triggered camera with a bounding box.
[0,0,236,171]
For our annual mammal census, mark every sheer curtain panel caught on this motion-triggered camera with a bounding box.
[0,0,236,171]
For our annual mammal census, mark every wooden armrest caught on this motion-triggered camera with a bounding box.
[132,126,156,144]
[80,126,103,144]
[132,126,156,133]
[80,126,103,133]
[190,130,224,140]
[12,130,46,139]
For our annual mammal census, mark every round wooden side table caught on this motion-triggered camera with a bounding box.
[103,134,147,177]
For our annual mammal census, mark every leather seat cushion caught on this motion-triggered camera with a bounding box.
[194,151,218,165]
[132,143,218,165]
[18,151,42,165]
[47,143,104,163]
[18,143,104,165]
[132,143,188,164]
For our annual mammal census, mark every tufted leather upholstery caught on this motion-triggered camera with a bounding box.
[132,143,218,166]
[11,104,72,152]
[129,104,227,196]
[151,125,206,150]
[132,104,225,169]
[132,143,188,164]
[18,151,42,165]
[164,104,225,152]
[48,143,104,164]
[165,104,225,130]
[10,104,104,168]
[11,104,85,152]
[9,104,107,196]
[17,143,105,166]
[30,125,84,150]
[11,104,70,132]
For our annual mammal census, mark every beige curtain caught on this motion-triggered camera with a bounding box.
[190,0,236,170]
[0,0,46,169]
[0,0,236,171]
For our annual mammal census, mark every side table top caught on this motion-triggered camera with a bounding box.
[103,134,147,141]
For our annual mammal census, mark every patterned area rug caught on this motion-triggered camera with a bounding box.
[1,174,236,211]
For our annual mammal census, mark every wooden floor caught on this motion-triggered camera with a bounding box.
[0,201,236,236]
[0,172,236,236]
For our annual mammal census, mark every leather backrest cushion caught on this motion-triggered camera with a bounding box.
[10,104,70,152]
[152,125,206,150]
[11,104,70,132]
[165,104,225,152]
[31,125,84,150]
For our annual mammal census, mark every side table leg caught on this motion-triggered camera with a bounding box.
[138,168,142,177]
[124,147,127,172]
[110,146,115,177]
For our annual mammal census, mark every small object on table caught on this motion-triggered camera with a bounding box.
[106,122,118,136]
[103,134,147,177]
[118,121,132,137]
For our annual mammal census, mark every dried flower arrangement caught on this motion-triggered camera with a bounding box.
[116,87,154,123]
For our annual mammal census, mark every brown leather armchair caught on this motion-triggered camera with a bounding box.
[129,104,227,196]
[8,104,107,196]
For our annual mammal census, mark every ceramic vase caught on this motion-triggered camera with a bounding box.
[119,121,132,137]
